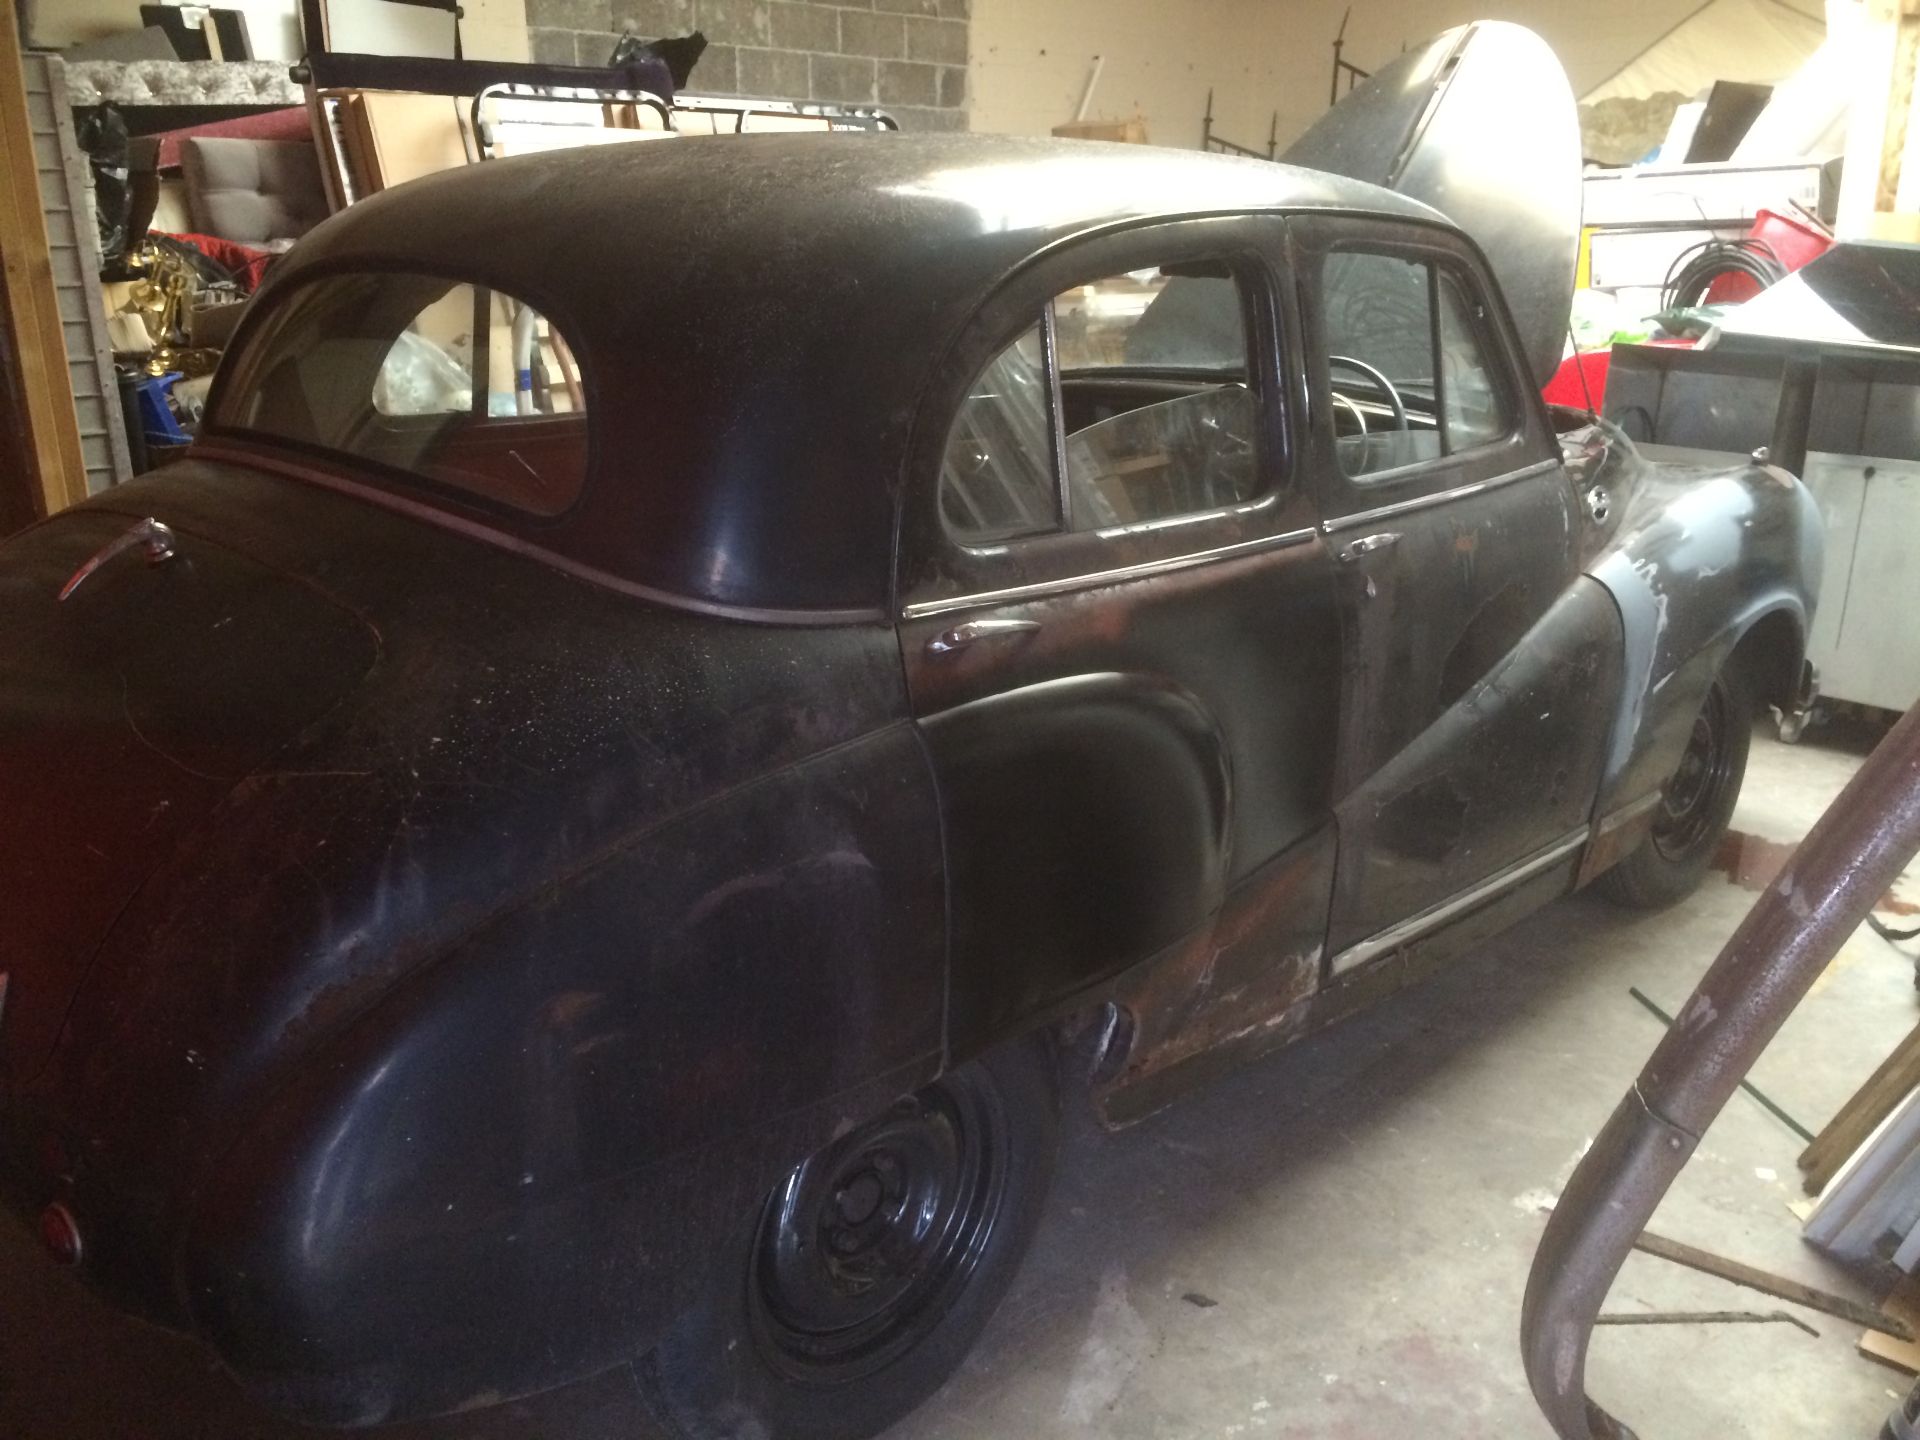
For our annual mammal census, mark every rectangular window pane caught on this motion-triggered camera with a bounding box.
[1054,268,1258,529]
[1438,272,1512,453]
[1054,268,1245,373]
[1323,252,1443,479]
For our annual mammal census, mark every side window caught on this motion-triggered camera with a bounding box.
[941,323,1059,542]
[1322,252,1441,479]
[941,262,1264,542]
[1437,271,1513,452]
[1321,250,1517,482]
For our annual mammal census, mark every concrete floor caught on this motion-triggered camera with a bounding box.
[5,720,1916,1439]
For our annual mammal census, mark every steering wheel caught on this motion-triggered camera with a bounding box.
[1329,354,1409,433]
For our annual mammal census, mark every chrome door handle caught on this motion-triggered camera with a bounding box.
[1337,531,1400,563]
[59,517,177,601]
[926,617,1042,655]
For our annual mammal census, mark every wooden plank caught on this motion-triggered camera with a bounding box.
[1861,1327,1920,1374]
[38,55,131,490]
[0,0,89,517]
[1800,1017,1920,1195]
[1632,1231,1910,1337]
[1866,1283,1920,1374]
[360,92,468,189]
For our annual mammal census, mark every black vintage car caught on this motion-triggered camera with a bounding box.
[1,114,1819,1440]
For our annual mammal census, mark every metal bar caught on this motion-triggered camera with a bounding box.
[1330,7,1350,108]
[1626,987,1813,1141]
[1522,699,1920,1440]
[1769,355,1817,478]
[1632,1231,1902,1336]
[1595,1309,1819,1337]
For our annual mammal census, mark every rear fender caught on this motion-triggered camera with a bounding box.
[924,671,1232,1056]
[178,726,946,1426]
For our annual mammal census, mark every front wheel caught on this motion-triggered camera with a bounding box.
[637,1036,1058,1440]
[1597,666,1751,910]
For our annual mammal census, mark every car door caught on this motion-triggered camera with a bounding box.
[896,216,1346,1058]
[1293,214,1622,971]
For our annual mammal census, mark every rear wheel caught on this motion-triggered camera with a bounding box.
[637,1036,1057,1440]
[1597,666,1751,909]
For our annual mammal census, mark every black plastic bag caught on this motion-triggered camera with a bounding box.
[75,103,131,267]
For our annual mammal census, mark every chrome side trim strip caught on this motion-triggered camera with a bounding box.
[1320,457,1563,535]
[1593,790,1663,840]
[901,525,1318,621]
[1328,824,1590,979]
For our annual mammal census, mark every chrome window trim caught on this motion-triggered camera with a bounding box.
[1328,824,1590,979]
[1042,301,1071,531]
[901,525,1318,621]
[1320,456,1563,535]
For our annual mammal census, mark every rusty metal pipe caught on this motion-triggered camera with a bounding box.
[1522,700,1920,1439]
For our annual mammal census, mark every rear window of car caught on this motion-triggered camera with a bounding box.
[209,272,588,517]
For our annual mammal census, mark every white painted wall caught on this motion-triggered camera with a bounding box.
[969,0,1296,153]
[970,0,1824,147]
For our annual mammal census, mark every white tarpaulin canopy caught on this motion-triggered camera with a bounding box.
[1583,0,1827,103]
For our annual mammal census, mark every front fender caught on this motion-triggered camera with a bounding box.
[179,726,945,1426]
[1584,436,1822,815]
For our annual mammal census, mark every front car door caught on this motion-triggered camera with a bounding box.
[895,216,1346,1065]
[1294,214,1623,973]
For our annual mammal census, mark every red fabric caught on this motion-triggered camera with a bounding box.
[156,231,276,293]
[150,107,310,171]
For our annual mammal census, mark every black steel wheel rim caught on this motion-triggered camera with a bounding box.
[1653,682,1732,860]
[748,1070,1008,1384]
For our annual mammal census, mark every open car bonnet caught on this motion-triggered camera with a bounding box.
[1284,20,1581,389]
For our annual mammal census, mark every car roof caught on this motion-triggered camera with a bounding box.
[280,131,1445,289]
[246,134,1453,617]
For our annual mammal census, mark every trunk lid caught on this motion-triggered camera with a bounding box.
[0,508,378,1088]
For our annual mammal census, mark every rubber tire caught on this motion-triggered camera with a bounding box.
[636,1036,1059,1440]
[1596,666,1752,910]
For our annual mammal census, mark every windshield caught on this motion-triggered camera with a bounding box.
[210,272,589,517]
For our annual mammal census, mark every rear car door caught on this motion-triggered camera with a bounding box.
[896,217,1346,1056]
[1294,215,1620,972]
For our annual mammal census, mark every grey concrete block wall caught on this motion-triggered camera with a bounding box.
[526,0,970,130]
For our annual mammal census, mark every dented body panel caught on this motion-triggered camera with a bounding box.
[0,135,1820,1427]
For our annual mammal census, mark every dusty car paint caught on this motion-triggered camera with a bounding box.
[0,134,1819,1426]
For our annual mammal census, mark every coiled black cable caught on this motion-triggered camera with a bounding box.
[1660,236,1788,313]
